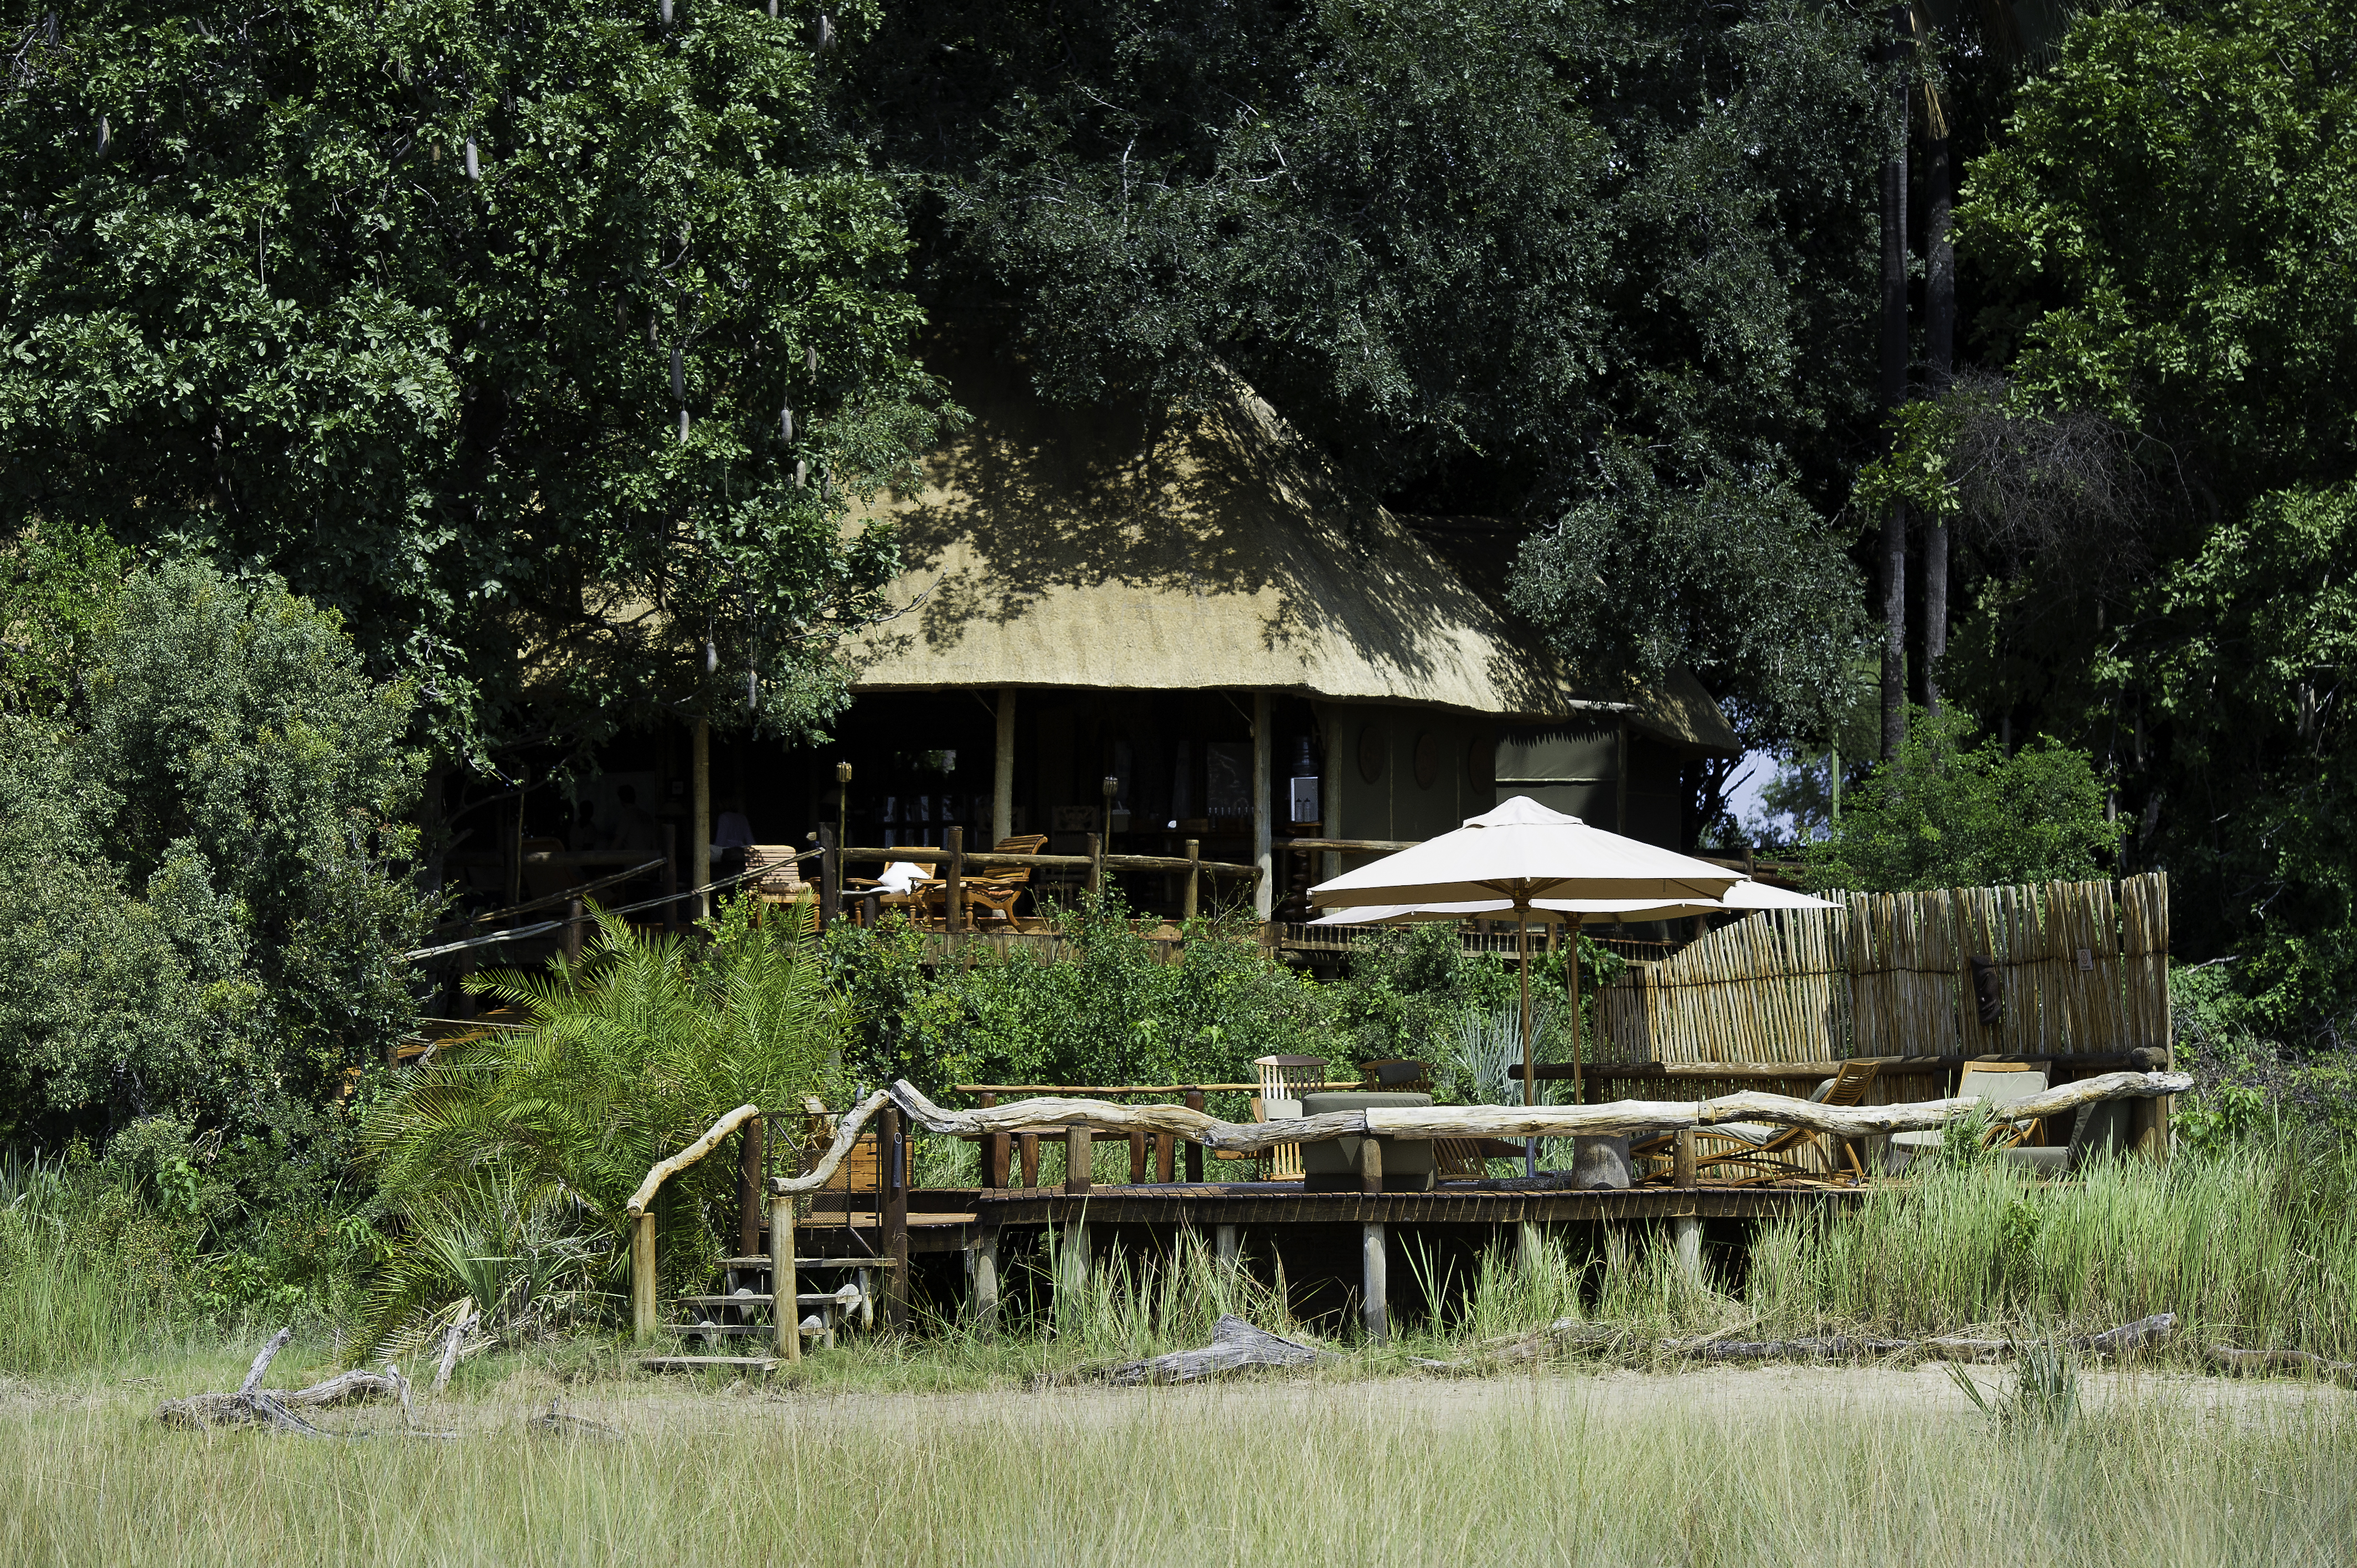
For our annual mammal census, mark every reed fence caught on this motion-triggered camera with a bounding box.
[1594,873,2171,1077]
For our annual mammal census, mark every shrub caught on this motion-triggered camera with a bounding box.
[1802,705,2122,891]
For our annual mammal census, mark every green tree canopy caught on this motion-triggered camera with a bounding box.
[1802,706,2122,893]
[0,0,941,765]
[851,0,1883,740]
[1935,0,2357,1027]
[0,557,426,1139]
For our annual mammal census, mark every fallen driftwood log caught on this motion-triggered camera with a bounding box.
[1099,1315,1332,1385]
[2209,1344,2357,1384]
[431,1307,482,1394]
[1411,1313,2179,1371]
[528,1398,624,1439]
[886,1072,2190,1154]
[157,1328,415,1433]
[1669,1313,2175,1364]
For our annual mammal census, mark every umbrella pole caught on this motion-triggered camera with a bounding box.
[1519,899,1535,1179]
[1568,912,1584,1102]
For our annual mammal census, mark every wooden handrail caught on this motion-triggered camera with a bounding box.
[1277,837,1418,853]
[891,1072,2189,1150]
[626,1104,762,1217]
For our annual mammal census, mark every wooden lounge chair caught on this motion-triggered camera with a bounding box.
[1888,1062,2049,1172]
[742,844,811,904]
[918,834,1050,924]
[1634,1059,1882,1185]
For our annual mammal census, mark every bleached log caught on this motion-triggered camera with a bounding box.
[887,1072,2190,1150]
[1102,1315,1331,1385]
[239,1326,293,1394]
[432,1308,480,1394]
[2210,1344,2357,1383]
[2080,1311,2175,1356]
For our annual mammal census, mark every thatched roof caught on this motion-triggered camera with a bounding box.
[845,350,1738,755]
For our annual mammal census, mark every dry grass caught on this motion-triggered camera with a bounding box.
[2,1347,2350,1567]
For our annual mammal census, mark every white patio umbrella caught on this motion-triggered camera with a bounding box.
[1309,796,1745,1173]
[1306,883,1841,1119]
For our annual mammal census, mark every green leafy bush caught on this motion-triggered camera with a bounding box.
[0,558,427,1142]
[361,898,846,1348]
[1802,706,2122,892]
[825,893,1330,1094]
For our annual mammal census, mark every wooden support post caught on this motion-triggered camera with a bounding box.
[1059,1219,1091,1297]
[1673,1128,1696,1188]
[971,1227,1000,1339]
[1251,692,1272,920]
[992,689,1016,847]
[769,1194,800,1362]
[630,1211,657,1344]
[980,1092,1010,1189]
[1128,1128,1147,1184]
[1085,832,1102,896]
[692,716,711,921]
[1673,1216,1703,1286]
[1215,1224,1239,1268]
[1183,1090,1205,1182]
[1361,1223,1389,1343]
[881,1105,909,1332]
[945,824,965,936]
[1020,1132,1040,1189]
[816,823,839,929]
[737,1117,764,1259]
[1064,1125,1092,1195]
[507,785,526,906]
[661,822,680,934]
[562,896,583,966]
[1155,1132,1174,1184]
[1358,1132,1383,1195]
[1183,838,1201,924]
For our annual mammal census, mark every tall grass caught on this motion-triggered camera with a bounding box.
[1746,1132,2357,1353]
[0,1151,187,1375]
[2,1370,2349,1565]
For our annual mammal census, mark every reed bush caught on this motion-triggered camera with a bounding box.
[1745,1132,2357,1352]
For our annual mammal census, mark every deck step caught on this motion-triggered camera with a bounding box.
[637,1355,778,1373]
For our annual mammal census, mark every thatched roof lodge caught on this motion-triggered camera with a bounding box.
[816,341,1738,919]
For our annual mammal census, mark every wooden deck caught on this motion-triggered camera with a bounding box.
[791,1179,1871,1258]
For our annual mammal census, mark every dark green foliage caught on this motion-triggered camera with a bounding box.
[0,559,426,1140]
[0,0,941,760]
[0,522,127,716]
[823,893,1329,1093]
[1802,706,2121,892]
[1938,0,2357,1027]
[1957,0,2357,499]
[2138,485,2357,1036]
[362,898,846,1347]
[853,0,1881,737]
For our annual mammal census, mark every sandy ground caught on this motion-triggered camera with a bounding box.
[9,1360,2345,1440]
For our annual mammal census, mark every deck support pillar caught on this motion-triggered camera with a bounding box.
[769,1194,800,1361]
[630,1211,657,1345]
[1361,1223,1389,1343]
[1059,1220,1091,1299]
[881,1104,909,1333]
[970,1229,1000,1338]
[1672,1215,1703,1286]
